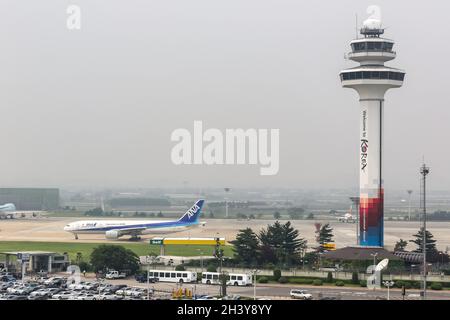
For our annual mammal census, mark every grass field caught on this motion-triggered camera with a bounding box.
[0,241,233,262]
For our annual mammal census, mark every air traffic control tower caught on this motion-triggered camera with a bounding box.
[340,17,405,247]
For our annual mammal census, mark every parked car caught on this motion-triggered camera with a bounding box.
[196,295,217,300]
[52,291,74,300]
[5,294,28,300]
[76,293,96,300]
[93,293,124,300]
[28,293,51,300]
[0,282,14,292]
[103,284,127,294]
[0,275,16,282]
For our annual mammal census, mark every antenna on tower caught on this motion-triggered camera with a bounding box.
[355,13,359,39]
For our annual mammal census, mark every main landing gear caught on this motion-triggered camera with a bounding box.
[129,235,142,241]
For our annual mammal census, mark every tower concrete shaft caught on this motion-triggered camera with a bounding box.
[340,20,405,247]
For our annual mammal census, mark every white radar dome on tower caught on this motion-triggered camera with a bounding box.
[363,18,382,30]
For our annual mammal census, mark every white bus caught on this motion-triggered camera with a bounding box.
[201,272,252,286]
[148,270,197,283]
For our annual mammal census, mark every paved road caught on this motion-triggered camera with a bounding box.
[99,277,450,300]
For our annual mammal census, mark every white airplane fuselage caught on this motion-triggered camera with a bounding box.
[0,203,17,219]
[65,220,200,234]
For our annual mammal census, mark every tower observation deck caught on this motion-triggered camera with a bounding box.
[340,17,405,247]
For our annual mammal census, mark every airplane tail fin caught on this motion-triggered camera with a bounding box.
[178,199,204,224]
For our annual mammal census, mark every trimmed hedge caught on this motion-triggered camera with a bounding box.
[278,277,288,284]
[431,282,443,290]
[258,277,269,284]
[313,279,323,286]
[288,278,314,285]
[335,281,345,287]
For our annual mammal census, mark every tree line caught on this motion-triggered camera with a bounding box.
[230,221,334,268]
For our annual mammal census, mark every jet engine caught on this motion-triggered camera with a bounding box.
[105,230,120,240]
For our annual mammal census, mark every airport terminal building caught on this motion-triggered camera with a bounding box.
[0,188,60,210]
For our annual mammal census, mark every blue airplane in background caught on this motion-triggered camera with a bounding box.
[64,199,206,240]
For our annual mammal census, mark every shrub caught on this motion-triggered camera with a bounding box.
[206,264,217,272]
[288,278,315,284]
[335,281,345,287]
[273,269,282,282]
[351,272,359,284]
[430,282,443,290]
[175,265,186,271]
[326,272,333,283]
[278,277,288,284]
[359,280,367,287]
[258,277,269,284]
[313,279,323,286]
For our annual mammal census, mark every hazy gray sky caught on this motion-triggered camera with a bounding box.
[1,0,449,190]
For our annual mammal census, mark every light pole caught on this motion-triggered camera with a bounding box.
[407,190,413,221]
[224,188,231,218]
[370,252,378,273]
[383,276,395,300]
[411,264,416,275]
[420,163,430,300]
[146,255,150,301]
[253,269,259,300]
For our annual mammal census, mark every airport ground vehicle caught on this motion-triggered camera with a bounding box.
[135,273,158,283]
[135,273,145,282]
[105,270,127,279]
[290,289,313,300]
[148,270,197,283]
[201,272,252,286]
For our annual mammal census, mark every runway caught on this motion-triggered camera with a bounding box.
[1,217,449,250]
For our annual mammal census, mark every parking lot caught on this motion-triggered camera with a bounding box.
[3,271,450,300]
[0,271,246,300]
[0,271,176,300]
